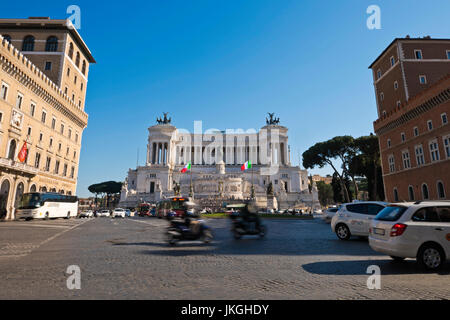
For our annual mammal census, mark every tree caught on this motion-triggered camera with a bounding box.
[316,181,334,206]
[303,136,356,202]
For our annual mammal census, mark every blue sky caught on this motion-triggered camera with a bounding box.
[3,1,450,197]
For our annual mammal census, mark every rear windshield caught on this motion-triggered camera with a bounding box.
[375,206,407,221]
[328,208,338,212]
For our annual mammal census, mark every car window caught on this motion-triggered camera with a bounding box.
[436,207,450,223]
[375,206,407,221]
[367,204,385,215]
[346,204,368,214]
[329,208,338,213]
[412,207,441,222]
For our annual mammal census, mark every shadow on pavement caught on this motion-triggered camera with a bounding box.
[302,259,450,275]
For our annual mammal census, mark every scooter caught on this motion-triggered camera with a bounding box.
[165,213,213,245]
[230,212,267,239]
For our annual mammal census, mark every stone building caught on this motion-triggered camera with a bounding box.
[370,36,450,202]
[0,18,95,219]
[120,114,319,210]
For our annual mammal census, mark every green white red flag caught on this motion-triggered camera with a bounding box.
[241,160,252,171]
[180,162,191,173]
[18,141,27,163]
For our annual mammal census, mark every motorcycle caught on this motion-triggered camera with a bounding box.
[229,208,267,239]
[165,212,213,245]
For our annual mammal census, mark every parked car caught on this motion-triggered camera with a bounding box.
[369,201,450,270]
[97,209,111,217]
[79,210,94,218]
[322,207,339,223]
[331,201,388,240]
[112,208,126,218]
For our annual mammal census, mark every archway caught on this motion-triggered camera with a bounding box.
[14,182,24,209]
[0,179,11,219]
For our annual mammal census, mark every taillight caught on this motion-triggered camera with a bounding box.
[390,223,407,237]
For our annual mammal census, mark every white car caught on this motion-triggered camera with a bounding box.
[369,202,450,270]
[331,201,388,240]
[112,208,126,218]
[322,207,339,223]
[98,210,111,217]
[79,210,94,218]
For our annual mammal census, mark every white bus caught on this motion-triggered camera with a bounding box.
[15,192,79,220]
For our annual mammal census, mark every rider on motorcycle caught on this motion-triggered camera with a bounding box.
[239,202,261,230]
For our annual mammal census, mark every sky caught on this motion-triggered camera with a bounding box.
[3,0,450,197]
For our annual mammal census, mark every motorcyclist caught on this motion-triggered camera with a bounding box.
[239,202,261,230]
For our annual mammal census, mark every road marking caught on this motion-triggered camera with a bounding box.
[0,223,71,229]
[127,218,166,227]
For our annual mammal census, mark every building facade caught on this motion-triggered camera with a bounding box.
[0,18,95,219]
[120,114,319,210]
[370,37,450,202]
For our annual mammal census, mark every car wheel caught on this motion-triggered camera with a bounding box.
[336,224,351,240]
[66,212,71,220]
[390,256,405,262]
[44,212,49,220]
[417,244,445,271]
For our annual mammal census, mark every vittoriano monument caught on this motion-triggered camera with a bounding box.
[119,113,319,210]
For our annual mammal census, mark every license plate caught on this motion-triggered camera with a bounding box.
[374,228,385,235]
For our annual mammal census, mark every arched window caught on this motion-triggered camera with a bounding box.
[68,43,74,59]
[67,191,71,195]
[45,36,58,52]
[14,182,24,208]
[40,186,47,193]
[393,188,399,202]
[437,181,445,199]
[50,188,56,193]
[81,60,86,75]
[0,179,11,218]
[8,140,17,160]
[408,186,415,201]
[2,34,11,43]
[22,35,35,51]
[422,184,429,200]
[75,52,80,68]
[30,184,37,193]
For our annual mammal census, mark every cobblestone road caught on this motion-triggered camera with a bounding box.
[0,216,448,299]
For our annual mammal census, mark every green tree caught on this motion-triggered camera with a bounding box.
[316,181,334,206]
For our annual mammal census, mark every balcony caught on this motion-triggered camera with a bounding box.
[0,157,38,176]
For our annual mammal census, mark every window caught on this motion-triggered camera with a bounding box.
[41,110,46,124]
[437,182,445,199]
[402,150,411,169]
[64,87,68,95]
[67,68,70,77]
[0,111,2,123]
[58,143,62,152]
[394,81,398,90]
[388,155,395,173]
[45,157,51,171]
[78,100,81,108]
[80,82,84,91]
[54,160,60,174]
[401,132,406,142]
[72,93,75,101]
[30,103,35,116]
[414,50,423,59]
[408,186,415,201]
[68,128,72,139]
[51,117,56,130]
[442,113,448,125]
[75,133,79,143]
[447,50,450,60]
[75,52,80,68]
[49,137,53,148]
[34,152,41,168]
[427,120,433,131]
[68,43,74,59]
[66,147,70,156]
[397,101,401,108]
[419,75,427,84]
[422,184,429,200]
[70,166,75,179]
[390,56,395,66]
[39,133,43,142]
[393,188,399,202]
[413,126,419,137]
[1,82,9,100]
[387,139,391,148]
[415,145,425,166]
[45,36,58,52]
[45,61,52,71]
[16,93,23,109]
[429,140,440,162]
[380,92,384,101]
[74,76,77,84]
[443,135,450,159]
[377,69,381,79]
[63,164,68,176]
[27,127,32,136]
[7,140,17,160]
[22,35,35,51]
[412,207,439,222]
[436,207,450,222]
[82,60,86,75]
[60,123,64,134]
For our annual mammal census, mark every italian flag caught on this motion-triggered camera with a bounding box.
[180,162,191,173]
[241,160,252,171]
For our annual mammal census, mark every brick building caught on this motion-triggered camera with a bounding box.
[370,37,450,202]
[0,18,95,219]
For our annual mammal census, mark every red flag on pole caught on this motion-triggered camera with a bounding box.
[18,141,27,163]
